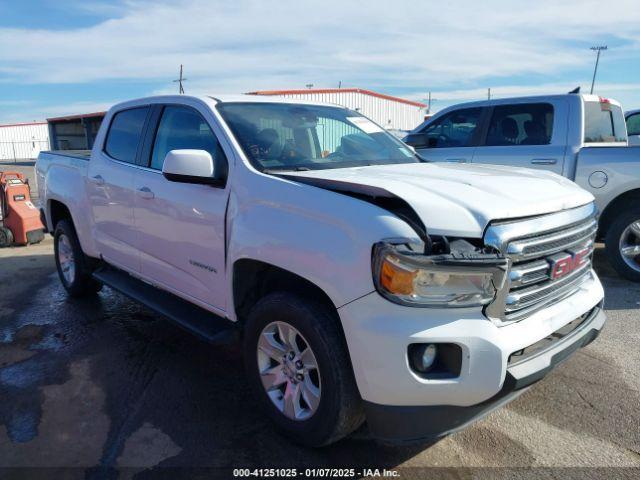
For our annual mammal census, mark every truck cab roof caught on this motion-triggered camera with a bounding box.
[432,93,622,113]
[108,94,347,114]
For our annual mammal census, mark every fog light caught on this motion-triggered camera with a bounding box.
[411,343,438,372]
[408,343,462,378]
[421,344,437,370]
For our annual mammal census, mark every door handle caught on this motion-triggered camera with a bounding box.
[531,158,557,165]
[445,158,467,163]
[137,186,154,199]
[90,174,105,186]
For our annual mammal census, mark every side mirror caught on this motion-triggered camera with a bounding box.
[403,132,429,149]
[162,149,220,185]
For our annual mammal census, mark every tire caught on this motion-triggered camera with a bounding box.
[53,219,102,296]
[243,292,364,447]
[605,206,640,282]
[0,226,13,248]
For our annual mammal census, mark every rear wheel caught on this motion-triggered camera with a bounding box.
[54,219,102,296]
[244,292,364,446]
[605,207,640,282]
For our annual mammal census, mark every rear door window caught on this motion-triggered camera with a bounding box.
[485,103,553,146]
[104,107,149,163]
[625,112,640,136]
[584,101,627,143]
[420,108,482,148]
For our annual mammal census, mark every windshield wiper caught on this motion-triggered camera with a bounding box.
[263,166,311,173]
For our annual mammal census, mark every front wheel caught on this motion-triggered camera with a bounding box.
[605,207,640,282]
[243,292,364,447]
[54,219,102,296]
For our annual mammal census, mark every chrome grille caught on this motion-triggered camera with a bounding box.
[506,218,598,261]
[484,203,598,323]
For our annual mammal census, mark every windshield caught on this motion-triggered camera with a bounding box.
[583,101,627,143]
[217,102,420,171]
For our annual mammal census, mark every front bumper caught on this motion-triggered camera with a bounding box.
[364,306,604,444]
[337,270,605,442]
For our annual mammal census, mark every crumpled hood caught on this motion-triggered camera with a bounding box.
[284,162,594,237]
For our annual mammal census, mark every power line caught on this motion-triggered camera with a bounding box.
[173,64,188,94]
[590,46,607,94]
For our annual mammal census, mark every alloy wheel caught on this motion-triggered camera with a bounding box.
[257,321,321,421]
[619,220,640,273]
[57,233,76,285]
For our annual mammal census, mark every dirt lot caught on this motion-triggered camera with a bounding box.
[0,237,638,479]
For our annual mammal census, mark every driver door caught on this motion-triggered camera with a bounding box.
[133,104,230,312]
[413,107,484,163]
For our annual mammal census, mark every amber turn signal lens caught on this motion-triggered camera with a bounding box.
[380,257,416,295]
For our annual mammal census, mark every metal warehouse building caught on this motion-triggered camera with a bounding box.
[247,88,427,131]
[0,122,49,162]
[47,111,106,151]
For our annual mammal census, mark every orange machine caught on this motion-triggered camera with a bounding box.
[0,171,45,247]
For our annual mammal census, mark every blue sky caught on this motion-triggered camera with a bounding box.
[1,0,639,123]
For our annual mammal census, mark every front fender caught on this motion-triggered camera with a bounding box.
[225,171,419,320]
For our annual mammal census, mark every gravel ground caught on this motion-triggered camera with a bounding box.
[0,238,638,479]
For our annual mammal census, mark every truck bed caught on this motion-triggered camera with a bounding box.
[35,150,92,227]
[574,145,640,215]
[41,150,92,160]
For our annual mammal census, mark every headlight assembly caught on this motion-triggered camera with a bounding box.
[372,242,509,307]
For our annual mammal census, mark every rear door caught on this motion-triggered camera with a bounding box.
[87,106,149,271]
[133,103,230,312]
[413,107,484,163]
[471,101,567,175]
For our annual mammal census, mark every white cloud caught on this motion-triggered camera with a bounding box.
[0,0,638,89]
[1,0,640,122]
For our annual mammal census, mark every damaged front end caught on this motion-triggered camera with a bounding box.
[279,172,510,309]
[372,239,509,308]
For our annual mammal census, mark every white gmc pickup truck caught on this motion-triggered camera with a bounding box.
[37,95,606,446]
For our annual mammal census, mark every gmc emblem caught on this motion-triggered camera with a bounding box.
[548,247,590,280]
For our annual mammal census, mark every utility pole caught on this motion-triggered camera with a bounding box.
[423,92,437,114]
[306,83,314,89]
[487,88,491,100]
[590,45,607,94]
[173,64,187,94]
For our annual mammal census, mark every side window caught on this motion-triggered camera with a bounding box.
[150,106,227,180]
[104,107,149,163]
[485,103,554,146]
[626,113,640,136]
[420,108,482,148]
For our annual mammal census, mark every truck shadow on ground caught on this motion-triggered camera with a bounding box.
[592,246,640,310]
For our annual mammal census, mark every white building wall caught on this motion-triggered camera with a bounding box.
[0,123,50,161]
[257,91,425,131]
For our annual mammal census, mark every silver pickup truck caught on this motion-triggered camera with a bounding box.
[406,93,640,281]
